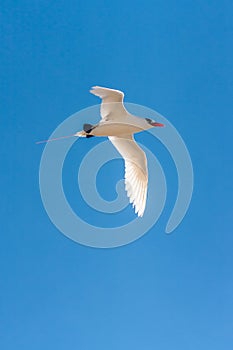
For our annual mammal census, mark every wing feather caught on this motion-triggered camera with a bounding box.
[90,86,128,121]
[109,135,148,217]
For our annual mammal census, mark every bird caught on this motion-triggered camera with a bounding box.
[75,86,164,217]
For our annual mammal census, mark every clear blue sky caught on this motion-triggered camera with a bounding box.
[1,0,233,349]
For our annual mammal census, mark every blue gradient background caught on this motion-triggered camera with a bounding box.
[1,1,233,349]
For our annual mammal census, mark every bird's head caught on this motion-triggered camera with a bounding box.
[145,118,164,128]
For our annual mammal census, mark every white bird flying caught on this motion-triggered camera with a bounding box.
[76,86,164,217]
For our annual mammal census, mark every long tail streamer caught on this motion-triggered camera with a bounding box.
[36,134,78,144]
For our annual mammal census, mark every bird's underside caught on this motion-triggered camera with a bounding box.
[84,121,147,137]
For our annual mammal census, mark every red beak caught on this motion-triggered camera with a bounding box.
[151,122,164,127]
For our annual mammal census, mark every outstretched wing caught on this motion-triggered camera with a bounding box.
[108,135,148,217]
[90,86,128,121]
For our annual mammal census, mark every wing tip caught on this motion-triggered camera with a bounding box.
[89,86,98,95]
[124,169,147,218]
[89,86,108,98]
[89,86,124,98]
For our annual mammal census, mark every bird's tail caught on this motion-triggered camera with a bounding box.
[75,124,95,138]
[36,124,95,144]
[74,130,86,137]
[75,124,94,136]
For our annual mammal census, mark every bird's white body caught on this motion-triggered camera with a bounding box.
[89,119,151,137]
[76,86,164,217]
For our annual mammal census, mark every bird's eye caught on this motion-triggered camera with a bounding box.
[145,118,152,124]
